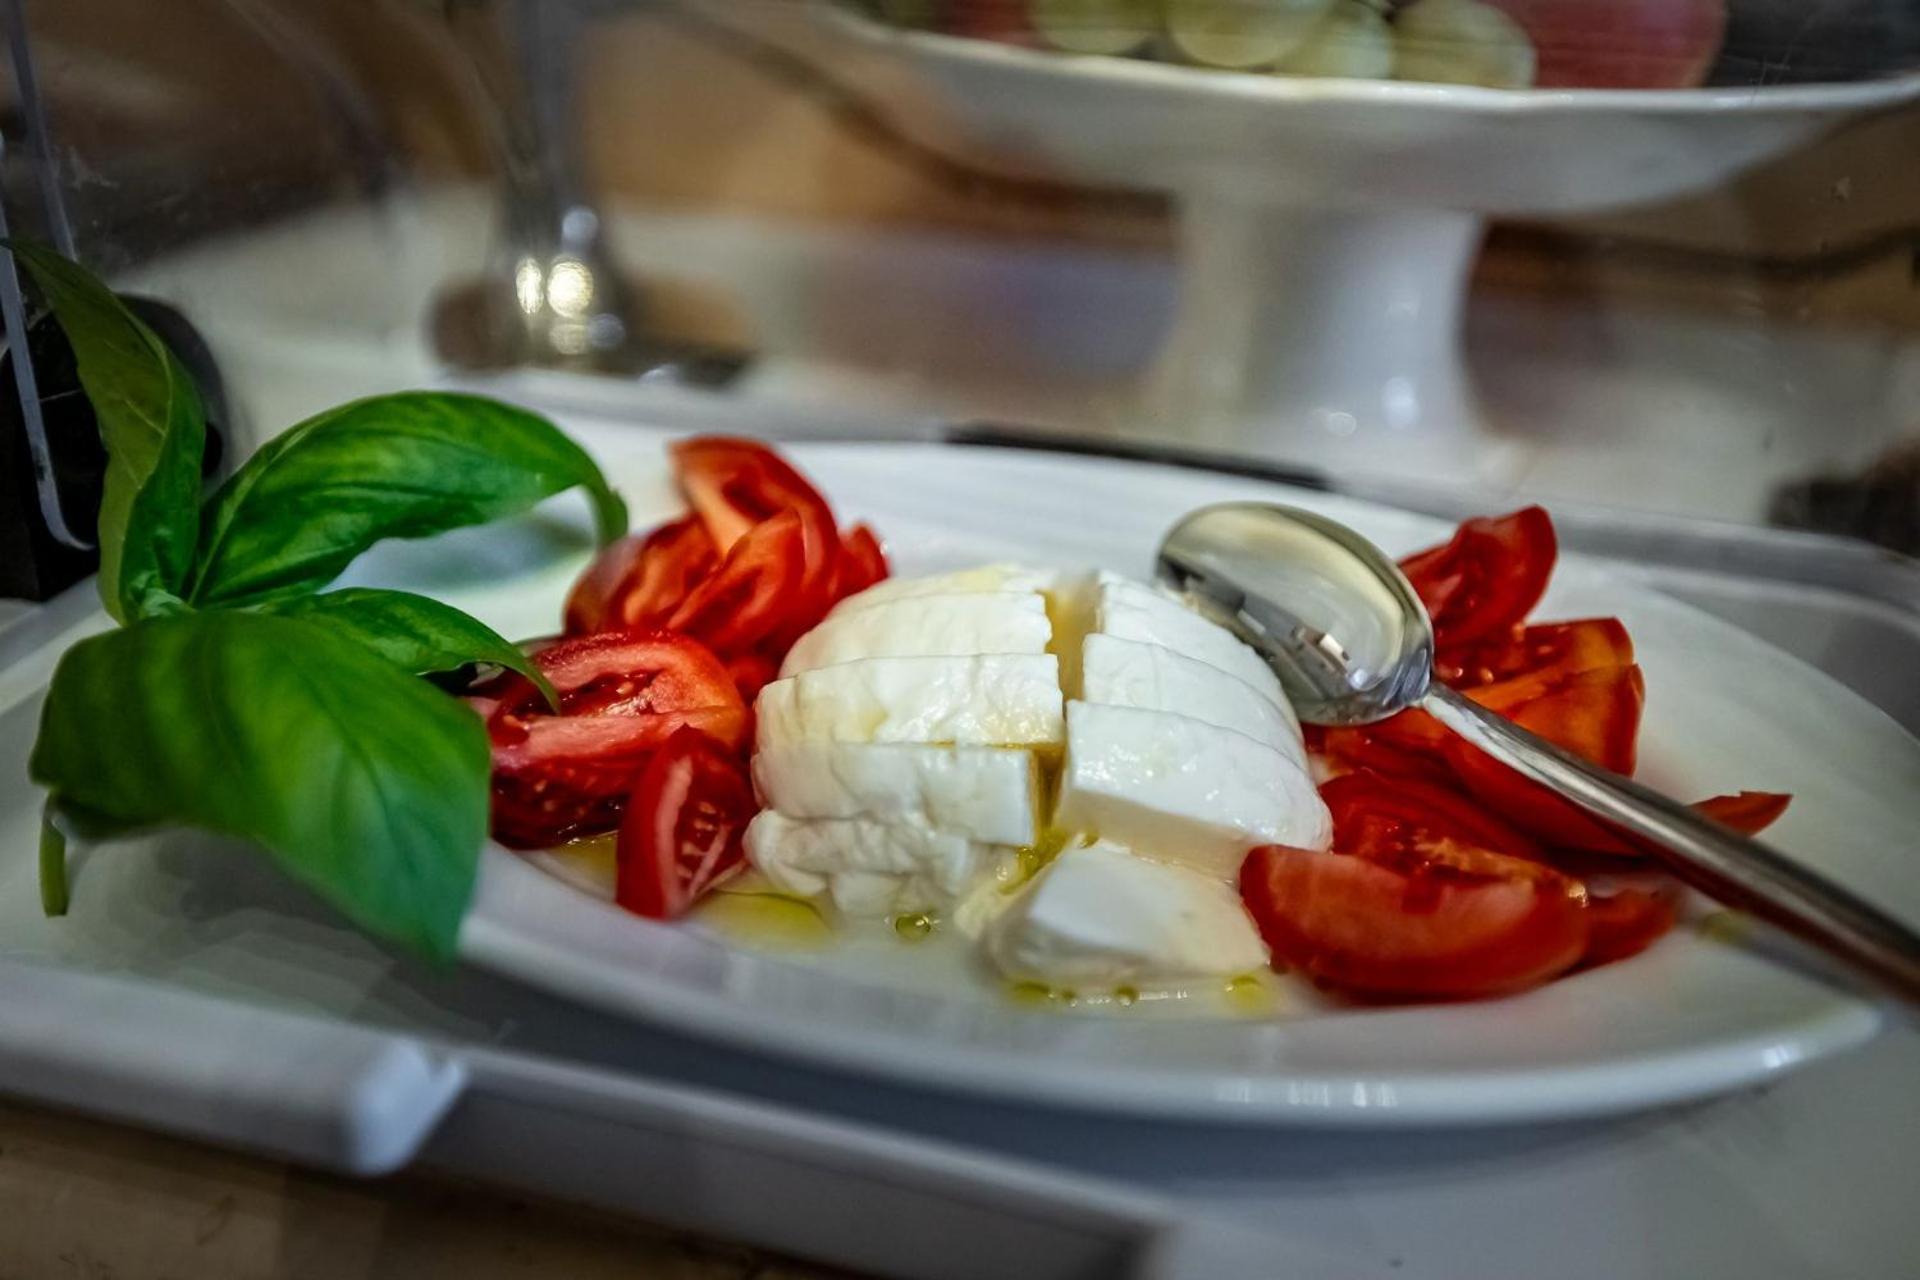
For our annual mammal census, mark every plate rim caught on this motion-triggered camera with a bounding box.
[460,855,1883,1126]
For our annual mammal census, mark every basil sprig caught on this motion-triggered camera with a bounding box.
[31,613,493,955]
[189,392,625,607]
[9,242,206,622]
[12,243,625,957]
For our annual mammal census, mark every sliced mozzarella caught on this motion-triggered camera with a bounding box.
[753,742,1041,845]
[1091,574,1288,708]
[1080,633,1304,766]
[831,564,1056,615]
[745,810,1008,916]
[1054,701,1330,880]
[985,841,1268,986]
[779,591,1051,678]
[756,655,1064,751]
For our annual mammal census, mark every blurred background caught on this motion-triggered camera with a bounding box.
[4,0,1919,552]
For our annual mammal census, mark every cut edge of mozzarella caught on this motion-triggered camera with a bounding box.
[1054,700,1331,881]
[755,654,1065,752]
[779,590,1052,678]
[745,810,1014,918]
[829,564,1058,615]
[752,741,1042,846]
[985,841,1269,986]
[1079,633,1304,766]
[1054,571,1289,711]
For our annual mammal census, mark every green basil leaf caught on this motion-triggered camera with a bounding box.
[265,587,557,707]
[29,611,490,958]
[188,391,627,607]
[8,240,206,621]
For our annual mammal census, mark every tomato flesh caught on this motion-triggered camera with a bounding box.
[1438,617,1634,690]
[724,651,781,704]
[1581,887,1681,968]
[1240,841,1589,1001]
[1399,506,1557,648]
[667,509,808,659]
[673,437,832,542]
[616,726,755,919]
[835,524,890,599]
[564,515,717,636]
[1322,771,1543,860]
[479,631,746,848]
[1692,791,1791,836]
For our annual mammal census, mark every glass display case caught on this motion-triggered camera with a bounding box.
[4,6,1920,1277]
[6,0,1918,538]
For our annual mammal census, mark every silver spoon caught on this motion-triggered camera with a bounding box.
[1158,501,1920,1008]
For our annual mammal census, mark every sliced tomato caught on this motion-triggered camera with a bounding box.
[667,509,808,659]
[480,631,746,847]
[724,651,781,703]
[1240,841,1589,1001]
[1440,663,1640,854]
[564,515,716,636]
[1581,886,1681,968]
[1322,771,1544,860]
[1692,791,1791,836]
[616,726,756,920]
[1314,724,1455,783]
[1464,662,1647,774]
[1341,654,1643,775]
[1438,617,1634,690]
[1581,790,1793,863]
[487,631,742,731]
[761,500,842,653]
[1447,751,1635,858]
[672,436,836,551]
[1399,506,1557,648]
[834,523,890,601]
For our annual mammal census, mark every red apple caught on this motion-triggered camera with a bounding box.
[941,2,1044,49]
[1480,0,1726,88]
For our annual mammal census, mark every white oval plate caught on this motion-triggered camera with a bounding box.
[439,441,1915,1126]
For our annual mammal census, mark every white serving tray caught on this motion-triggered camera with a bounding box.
[3,398,1917,1279]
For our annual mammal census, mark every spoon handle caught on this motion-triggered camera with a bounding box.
[1422,683,1920,1008]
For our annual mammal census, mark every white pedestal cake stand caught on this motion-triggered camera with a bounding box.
[805,10,1920,472]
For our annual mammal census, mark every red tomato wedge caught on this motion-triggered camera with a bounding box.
[1322,771,1544,860]
[1692,791,1791,836]
[616,726,756,919]
[1497,662,1645,776]
[1240,841,1590,1001]
[1584,790,1793,862]
[1313,725,1457,784]
[672,436,841,608]
[1448,749,1634,857]
[1398,506,1557,648]
[482,631,746,847]
[1438,617,1634,690]
[667,509,808,659]
[672,436,835,551]
[1342,655,1644,779]
[761,500,841,653]
[724,651,781,703]
[835,523,890,599]
[1581,886,1682,968]
[1440,662,1639,855]
[564,515,716,636]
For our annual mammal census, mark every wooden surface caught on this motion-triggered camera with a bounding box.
[0,1100,851,1280]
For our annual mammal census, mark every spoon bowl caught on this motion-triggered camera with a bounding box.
[1157,502,1434,726]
